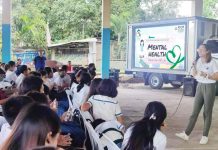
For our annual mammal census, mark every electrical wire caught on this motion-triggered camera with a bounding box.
[170,64,195,118]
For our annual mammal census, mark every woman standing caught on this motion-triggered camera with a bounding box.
[176,44,218,144]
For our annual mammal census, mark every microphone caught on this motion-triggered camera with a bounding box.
[188,58,198,76]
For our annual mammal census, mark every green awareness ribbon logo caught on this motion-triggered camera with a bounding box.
[166,45,185,69]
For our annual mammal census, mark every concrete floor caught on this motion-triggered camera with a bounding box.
[117,83,218,150]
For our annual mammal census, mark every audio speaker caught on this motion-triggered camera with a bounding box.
[183,77,197,97]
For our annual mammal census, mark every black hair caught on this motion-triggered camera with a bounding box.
[2,96,33,126]
[77,72,91,92]
[19,65,28,74]
[26,91,49,105]
[97,79,118,98]
[2,103,60,150]
[87,78,102,99]
[29,71,42,77]
[125,101,167,150]
[88,63,95,69]
[40,70,47,77]
[4,64,9,71]
[52,68,57,73]
[43,84,50,95]
[19,76,43,95]
[44,67,53,75]
[8,61,16,67]
[201,44,212,63]
[61,65,68,72]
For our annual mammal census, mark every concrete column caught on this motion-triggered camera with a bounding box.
[101,0,111,79]
[88,41,97,64]
[191,0,203,16]
[2,0,12,63]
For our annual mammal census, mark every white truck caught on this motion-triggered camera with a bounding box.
[126,16,218,89]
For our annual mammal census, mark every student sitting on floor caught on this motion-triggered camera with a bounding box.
[122,101,167,150]
[81,79,124,125]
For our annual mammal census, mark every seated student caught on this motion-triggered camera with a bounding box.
[54,65,71,90]
[5,61,17,83]
[1,103,61,150]
[122,101,167,150]
[81,79,124,125]
[44,67,55,90]
[15,65,28,88]
[29,71,42,77]
[0,96,33,145]
[86,78,102,101]
[72,72,91,108]
[26,91,50,105]
[15,58,22,76]
[18,76,44,95]
[87,63,96,80]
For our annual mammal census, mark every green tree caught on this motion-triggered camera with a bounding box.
[110,0,178,60]
[203,0,218,19]
[12,2,46,48]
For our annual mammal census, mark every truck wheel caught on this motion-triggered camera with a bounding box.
[148,73,163,89]
[171,83,183,89]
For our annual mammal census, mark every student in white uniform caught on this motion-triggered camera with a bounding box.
[5,61,17,83]
[44,67,55,90]
[176,44,218,144]
[72,72,91,108]
[122,101,167,150]
[0,96,33,145]
[81,79,124,125]
[54,65,71,90]
[15,65,28,88]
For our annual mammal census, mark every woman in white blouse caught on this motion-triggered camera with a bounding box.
[176,44,218,144]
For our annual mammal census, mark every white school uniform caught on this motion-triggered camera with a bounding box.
[0,123,12,145]
[88,95,122,121]
[72,84,89,108]
[15,73,25,88]
[122,126,167,150]
[5,70,17,82]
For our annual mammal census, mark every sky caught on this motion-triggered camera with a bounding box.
[177,1,192,17]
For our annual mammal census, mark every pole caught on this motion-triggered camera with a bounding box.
[101,0,111,79]
[2,0,12,63]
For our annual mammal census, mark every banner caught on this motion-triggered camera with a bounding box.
[14,51,38,66]
[134,24,186,70]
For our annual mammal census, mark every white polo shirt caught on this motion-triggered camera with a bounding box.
[122,126,167,150]
[5,70,17,82]
[88,95,122,121]
[15,73,25,88]
[195,59,218,83]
